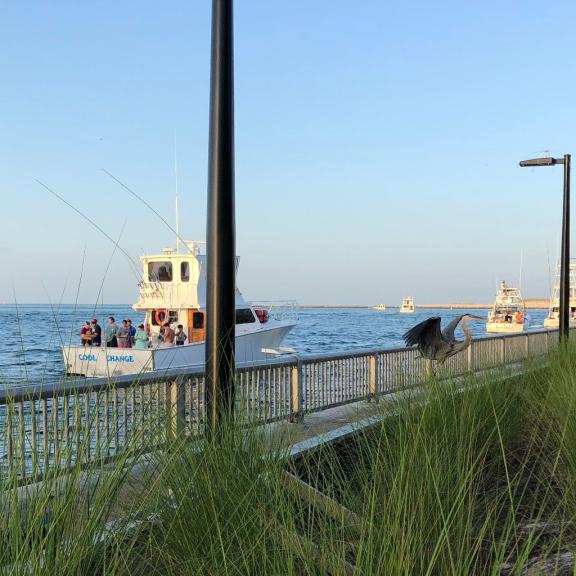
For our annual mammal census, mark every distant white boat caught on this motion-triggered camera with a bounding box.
[486,280,526,334]
[372,303,386,311]
[544,261,576,329]
[399,296,415,314]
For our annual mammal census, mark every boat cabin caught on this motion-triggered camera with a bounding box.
[133,242,266,345]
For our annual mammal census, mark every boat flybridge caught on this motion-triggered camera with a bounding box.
[544,261,576,329]
[399,296,415,313]
[486,280,526,334]
[63,241,298,377]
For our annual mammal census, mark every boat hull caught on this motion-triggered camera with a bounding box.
[63,322,296,378]
[543,317,576,329]
[486,322,525,334]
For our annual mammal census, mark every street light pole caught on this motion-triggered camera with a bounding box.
[560,154,571,340]
[206,0,236,437]
[519,154,571,341]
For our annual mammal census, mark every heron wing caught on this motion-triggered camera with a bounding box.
[402,317,443,349]
[441,315,466,343]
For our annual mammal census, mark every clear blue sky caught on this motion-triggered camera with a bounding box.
[1,0,575,305]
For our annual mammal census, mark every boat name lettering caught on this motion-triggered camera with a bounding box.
[107,355,135,363]
[78,354,97,361]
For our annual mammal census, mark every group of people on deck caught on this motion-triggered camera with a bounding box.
[81,316,187,349]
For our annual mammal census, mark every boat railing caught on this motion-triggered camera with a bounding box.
[250,300,300,322]
[0,328,564,484]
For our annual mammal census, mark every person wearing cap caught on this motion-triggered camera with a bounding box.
[91,319,102,346]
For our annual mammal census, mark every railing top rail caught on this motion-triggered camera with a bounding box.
[0,328,557,404]
[0,355,300,404]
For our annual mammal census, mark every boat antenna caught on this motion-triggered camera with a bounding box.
[36,179,141,279]
[174,133,181,254]
[102,168,195,254]
[519,249,523,291]
[547,246,552,299]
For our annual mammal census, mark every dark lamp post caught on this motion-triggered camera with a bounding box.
[206,0,236,437]
[519,154,571,341]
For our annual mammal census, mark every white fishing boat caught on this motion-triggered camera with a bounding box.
[372,303,386,311]
[63,241,298,377]
[543,261,576,329]
[399,297,415,313]
[486,280,526,333]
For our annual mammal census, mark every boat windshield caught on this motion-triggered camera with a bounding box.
[148,262,173,282]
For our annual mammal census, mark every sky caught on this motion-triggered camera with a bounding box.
[1,0,575,305]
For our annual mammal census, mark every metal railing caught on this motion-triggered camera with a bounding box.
[0,329,560,483]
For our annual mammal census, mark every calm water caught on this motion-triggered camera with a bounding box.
[0,304,549,387]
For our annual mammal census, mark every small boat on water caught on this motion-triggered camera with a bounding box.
[544,261,576,329]
[486,280,526,333]
[372,303,387,311]
[63,241,298,377]
[399,296,415,313]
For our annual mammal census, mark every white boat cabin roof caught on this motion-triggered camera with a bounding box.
[133,242,248,311]
[493,282,524,309]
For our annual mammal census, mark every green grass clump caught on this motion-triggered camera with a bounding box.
[6,344,576,574]
[293,355,576,575]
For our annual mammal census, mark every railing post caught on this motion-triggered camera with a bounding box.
[290,360,303,423]
[368,354,378,402]
[525,333,530,359]
[501,336,506,364]
[167,377,186,439]
[467,342,473,372]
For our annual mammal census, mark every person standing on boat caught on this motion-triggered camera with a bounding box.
[117,320,132,349]
[81,321,92,346]
[91,319,102,346]
[162,322,175,346]
[127,319,136,347]
[105,316,118,347]
[134,324,149,350]
[175,325,187,346]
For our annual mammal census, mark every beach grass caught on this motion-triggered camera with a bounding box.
[2,344,576,574]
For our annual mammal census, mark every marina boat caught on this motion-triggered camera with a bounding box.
[372,303,386,311]
[63,241,298,377]
[399,296,415,313]
[543,261,576,329]
[486,280,526,334]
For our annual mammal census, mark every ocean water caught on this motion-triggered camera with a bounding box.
[0,304,550,387]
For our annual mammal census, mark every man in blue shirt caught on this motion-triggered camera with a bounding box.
[127,319,137,347]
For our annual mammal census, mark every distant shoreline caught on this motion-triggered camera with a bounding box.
[302,299,550,310]
[1,301,551,310]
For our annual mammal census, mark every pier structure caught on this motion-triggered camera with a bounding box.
[0,328,559,484]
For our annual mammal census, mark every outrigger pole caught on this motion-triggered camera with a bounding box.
[205,0,236,436]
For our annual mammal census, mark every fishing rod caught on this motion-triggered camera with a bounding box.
[36,179,141,280]
[101,168,196,255]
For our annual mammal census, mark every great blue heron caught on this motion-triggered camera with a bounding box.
[402,314,484,365]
